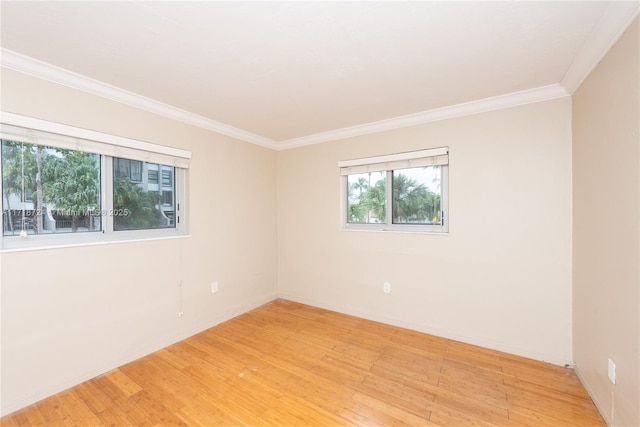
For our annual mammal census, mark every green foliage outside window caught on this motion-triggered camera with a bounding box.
[113,178,165,230]
[2,140,99,233]
[347,167,441,225]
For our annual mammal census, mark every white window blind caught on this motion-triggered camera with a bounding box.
[0,112,191,168]
[338,147,448,176]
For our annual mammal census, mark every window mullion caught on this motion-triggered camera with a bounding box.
[104,156,114,234]
[386,170,393,226]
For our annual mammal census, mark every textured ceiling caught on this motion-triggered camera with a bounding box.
[0,1,638,147]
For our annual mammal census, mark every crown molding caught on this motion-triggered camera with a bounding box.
[275,84,569,150]
[3,0,634,155]
[560,1,639,94]
[0,48,278,150]
[0,49,568,150]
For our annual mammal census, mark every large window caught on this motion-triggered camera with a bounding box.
[340,147,448,233]
[1,113,191,249]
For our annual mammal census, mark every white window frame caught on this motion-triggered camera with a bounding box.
[0,112,191,251]
[339,147,449,233]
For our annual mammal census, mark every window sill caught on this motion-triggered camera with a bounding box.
[0,233,191,253]
[340,227,449,235]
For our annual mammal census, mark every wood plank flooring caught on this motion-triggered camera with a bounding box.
[1,299,605,426]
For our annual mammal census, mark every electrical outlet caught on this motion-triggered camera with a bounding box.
[211,281,219,293]
[383,282,391,294]
[608,358,616,384]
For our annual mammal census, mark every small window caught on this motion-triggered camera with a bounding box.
[340,147,448,233]
[114,157,131,179]
[130,160,143,182]
[148,169,159,185]
[162,190,173,206]
[114,158,143,182]
[162,169,172,187]
[22,189,33,203]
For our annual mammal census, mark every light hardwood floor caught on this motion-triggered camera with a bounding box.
[1,299,605,426]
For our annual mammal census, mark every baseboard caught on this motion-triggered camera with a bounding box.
[574,366,612,426]
[278,292,571,366]
[0,292,278,417]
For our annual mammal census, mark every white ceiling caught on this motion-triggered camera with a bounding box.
[1,1,638,149]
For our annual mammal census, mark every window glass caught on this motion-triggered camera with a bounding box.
[113,158,175,231]
[2,140,101,236]
[392,166,442,225]
[347,171,386,224]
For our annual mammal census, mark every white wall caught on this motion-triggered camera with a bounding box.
[0,68,279,415]
[5,22,636,421]
[572,18,639,427]
[277,97,573,365]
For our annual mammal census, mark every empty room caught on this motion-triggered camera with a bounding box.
[0,1,638,426]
